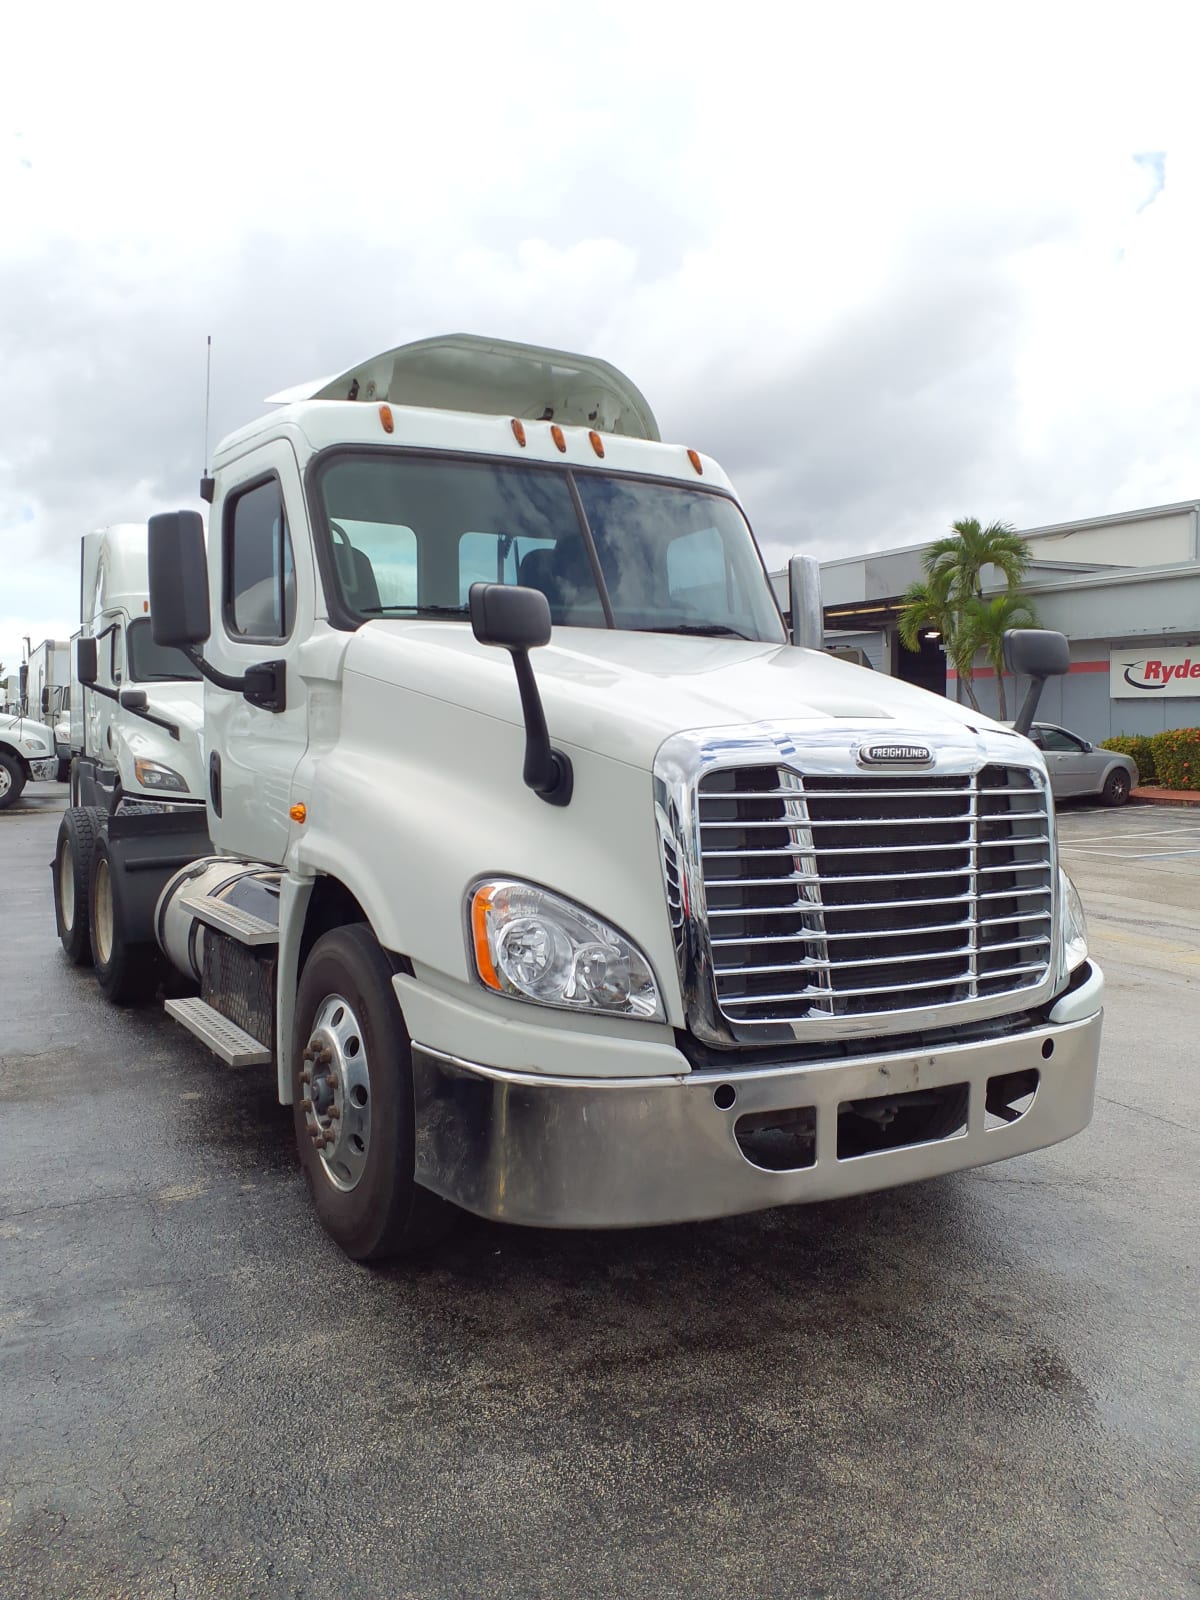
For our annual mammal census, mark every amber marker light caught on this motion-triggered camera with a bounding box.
[550,424,566,452]
[379,404,394,434]
[511,418,527,446]
[289,803,307,824]
[471,885,502,992]
[589,430,605,458]
[687,449,703,475]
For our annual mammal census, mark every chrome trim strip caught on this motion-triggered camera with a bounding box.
[653,722,1060,1049]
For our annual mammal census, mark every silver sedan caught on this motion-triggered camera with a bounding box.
[1029,722,1139,805]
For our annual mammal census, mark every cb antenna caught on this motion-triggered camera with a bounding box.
[200,335,215,504]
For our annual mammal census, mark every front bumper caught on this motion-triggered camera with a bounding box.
[29,758,59,782]
[411,968,1103,1229]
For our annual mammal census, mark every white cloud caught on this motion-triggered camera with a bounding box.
[3,0,1200,663]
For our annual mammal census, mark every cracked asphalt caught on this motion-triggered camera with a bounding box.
[1,785,1197,1599]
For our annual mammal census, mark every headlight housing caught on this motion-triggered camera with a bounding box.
[468,879,664,1021]
[1059,868,1088,974]
[133,758,188,793]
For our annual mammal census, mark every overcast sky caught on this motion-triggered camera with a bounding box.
[3,0,1199,671]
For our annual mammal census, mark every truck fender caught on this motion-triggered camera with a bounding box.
[276,872,315,1104]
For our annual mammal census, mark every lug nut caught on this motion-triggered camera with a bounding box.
[326,1105,340,1121]
[301,1097,312,1111]
[324,1074,337,1090]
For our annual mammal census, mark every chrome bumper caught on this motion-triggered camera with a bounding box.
[411,988,1103,1229]
[29,758,59,782]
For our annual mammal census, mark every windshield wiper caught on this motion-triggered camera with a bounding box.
[358,604,469,618]
[646,623,753,640]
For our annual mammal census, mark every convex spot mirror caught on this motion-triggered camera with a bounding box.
[148,511,211,648]
[119,688,148,712]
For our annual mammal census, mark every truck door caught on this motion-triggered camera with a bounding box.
[204,441,314,866]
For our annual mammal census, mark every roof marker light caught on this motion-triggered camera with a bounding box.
[687,449,703,475]
[551,424,567,453]
[511,418,527,446]
[589,431,605,458]
[379,404,394,434]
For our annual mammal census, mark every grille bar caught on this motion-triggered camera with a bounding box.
[698,762,1053,1026]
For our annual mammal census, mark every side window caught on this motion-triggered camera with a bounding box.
[666,526,738,611]
[226,479,295,640]
[458,531,557,604]
[1037,728,1076,753]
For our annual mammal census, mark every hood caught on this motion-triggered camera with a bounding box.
[0,713,56,754]
[118,683,206,794]
[344,623,1014,770]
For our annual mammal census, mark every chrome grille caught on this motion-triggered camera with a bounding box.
[698,764,1053,1025]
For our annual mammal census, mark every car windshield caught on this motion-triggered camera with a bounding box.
[126,618,202,682]
[312,453,786,643]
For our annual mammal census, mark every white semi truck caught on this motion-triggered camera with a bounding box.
[52,334,1102,1262]
[24,638,72,780]
[50,524,207,963]
[0,706,59,809]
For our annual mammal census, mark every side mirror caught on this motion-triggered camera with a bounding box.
[76,637,97,685]
[119,687,148,712]
[469,583,571,805]
[148,511,211,647]
[1003,628,1069,736]
[788,554,823,651]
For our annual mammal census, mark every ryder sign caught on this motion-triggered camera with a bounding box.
[1111,647,1200,697]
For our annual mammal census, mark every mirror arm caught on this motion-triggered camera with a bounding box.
[181,648,286,713]
[1012,678,1045,738]
[128,704,182,741]
[510,650,573,805]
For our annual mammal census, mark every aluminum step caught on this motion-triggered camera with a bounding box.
[165,997,272,1067]
[178,894,279,946]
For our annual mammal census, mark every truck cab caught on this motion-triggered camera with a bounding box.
[54,335,1103,1263]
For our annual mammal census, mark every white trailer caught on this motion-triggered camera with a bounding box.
[24,638,72,779]
[53,334,1103,1262]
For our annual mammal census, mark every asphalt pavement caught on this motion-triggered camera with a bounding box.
[1,784,1197,1600]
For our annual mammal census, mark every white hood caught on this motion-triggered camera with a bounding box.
[345,623,1013,770]
[0,713,56,756]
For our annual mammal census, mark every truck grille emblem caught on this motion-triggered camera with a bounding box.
[857,742,933,766]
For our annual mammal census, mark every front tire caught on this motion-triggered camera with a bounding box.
[54,806,103,965]
[292,924,455,1262]
[0,751,26,811]
[1102,768,1132,806]
[88,836,161,1004]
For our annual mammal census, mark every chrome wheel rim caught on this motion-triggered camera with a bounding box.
[0,766,10,799]
[301,994,372,1192]
[94,859,113,966]
[59,840,75,929]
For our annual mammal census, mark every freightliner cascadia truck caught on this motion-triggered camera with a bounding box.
[51,334,1102,1261]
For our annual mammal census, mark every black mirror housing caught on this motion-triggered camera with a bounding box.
[76,637,97,685]
[1002,628,1069,680]
[469,582,552,652]
[148,511,211,647]
[119,687,149,712]
[1004,628,1070,735]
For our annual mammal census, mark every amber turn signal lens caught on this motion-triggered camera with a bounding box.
[687,449,703,475]
[550,424,566,452]
[511,418,527,446]
[379,404,394,434]
[289,803,307,824]
[589,430,605,458]
[471,886,502,991]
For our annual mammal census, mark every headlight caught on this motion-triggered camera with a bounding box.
[133,758,188,793]
[1059,868,1088,973]
[468,879,664,1021]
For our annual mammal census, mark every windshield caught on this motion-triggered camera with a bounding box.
[313,453,785,643]
[126,618,202,683]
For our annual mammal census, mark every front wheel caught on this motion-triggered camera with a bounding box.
[1101,768,1132,806]
[0,751,26,811]
[292,924,455,1262]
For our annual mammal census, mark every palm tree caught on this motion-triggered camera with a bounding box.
[897,568,983,710]
[958,594,1039,720]
[925,518,1031,605]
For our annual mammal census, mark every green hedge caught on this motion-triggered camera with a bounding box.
[1101,735,1156,785]
[1148,727,1200,791]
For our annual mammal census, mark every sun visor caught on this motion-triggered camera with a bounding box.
[269,333,660,440]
